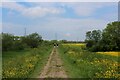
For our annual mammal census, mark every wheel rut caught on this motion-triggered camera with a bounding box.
[39,47,67,78]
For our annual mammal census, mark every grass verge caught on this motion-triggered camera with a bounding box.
[2,45,52,78]
[58,45,119,78]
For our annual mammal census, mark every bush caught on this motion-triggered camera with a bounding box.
[2,33,14,51]
[21,33,42,48]
[2,32,43,51]
[12,40,26,50]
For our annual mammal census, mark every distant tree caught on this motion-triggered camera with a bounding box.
[2,33,14,51]
[2,32,43,51]
[42,40,50,45]
[86,31,94,48]
[60,40,67,43]
[85,21,120,51]
[91,30,102,43]
[86,31,92,41]
[101,21,120,51]
[22,33,42,48]
[12,36,25,50]
[85,30,101,49]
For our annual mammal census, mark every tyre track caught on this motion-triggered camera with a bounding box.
[39,47,67,78]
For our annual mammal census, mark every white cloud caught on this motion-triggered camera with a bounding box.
[22,7,64,18]
[61,2,117,17]
[2,2,25,12]
[2,2,64,18]
[1,2,117,18]
[64,33,71,37]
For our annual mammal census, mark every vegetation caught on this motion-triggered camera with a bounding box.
[85,21,120,51]
[2,32,53,78]
[97,52,119,57]
[2,43,52,78]
[59,44,119,78]
[1,21,119,78]
[2,32,42,51]
[21,33,42,48]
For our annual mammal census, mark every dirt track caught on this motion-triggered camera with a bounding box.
[39,47,67,78]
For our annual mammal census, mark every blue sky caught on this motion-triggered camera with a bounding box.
[1,2,118,41]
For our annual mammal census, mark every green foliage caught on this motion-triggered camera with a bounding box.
[2,33,14,51]
[2,33,27,51]
[13,40,26,50]
[21,33,42,48]
[2,32,52,78]
[59,40,67,43]
[85,30,101,51]
[86,30,101,42]
[85,21,120,51]
[101,21,120,51]
[2,32,43,51]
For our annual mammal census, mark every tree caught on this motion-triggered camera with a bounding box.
[22,33,42,48]
[101,21,120,51]
[12,36,25,50]
[91,30,101,43]
[85,21,120,51]
[2,33,14,51]
[86,31,92,41]
[85,30,101,49]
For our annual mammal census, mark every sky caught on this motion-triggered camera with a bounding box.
[1,1,118,41]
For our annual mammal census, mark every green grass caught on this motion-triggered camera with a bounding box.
[29,45,52,78]
[58,44,119,78]
[2,45,52,78]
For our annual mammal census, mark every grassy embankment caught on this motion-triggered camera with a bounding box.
[2,45,52,78]
[58,43,119,78]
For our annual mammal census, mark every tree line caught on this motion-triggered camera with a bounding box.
[85,21,120,52]
[2,32,43,51]
[2,21,120,52]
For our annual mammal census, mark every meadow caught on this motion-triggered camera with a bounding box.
[2,45,52,78]
[59,43,119,78]
[97,52,119,57]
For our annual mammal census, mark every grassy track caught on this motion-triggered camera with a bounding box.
[58,44,119,78]
[39,47,67,78]
[2,45,52,78]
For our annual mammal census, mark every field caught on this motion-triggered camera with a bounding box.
[58,43,119,78]
[97,52,119,57]
[62,43,86,46]
[2,43,120,78]
[2,45,52,78]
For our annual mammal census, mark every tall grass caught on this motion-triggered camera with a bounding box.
[58,44,119,78]
[2,45,52,78]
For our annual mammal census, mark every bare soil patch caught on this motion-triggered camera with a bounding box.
[39,47,67,78]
